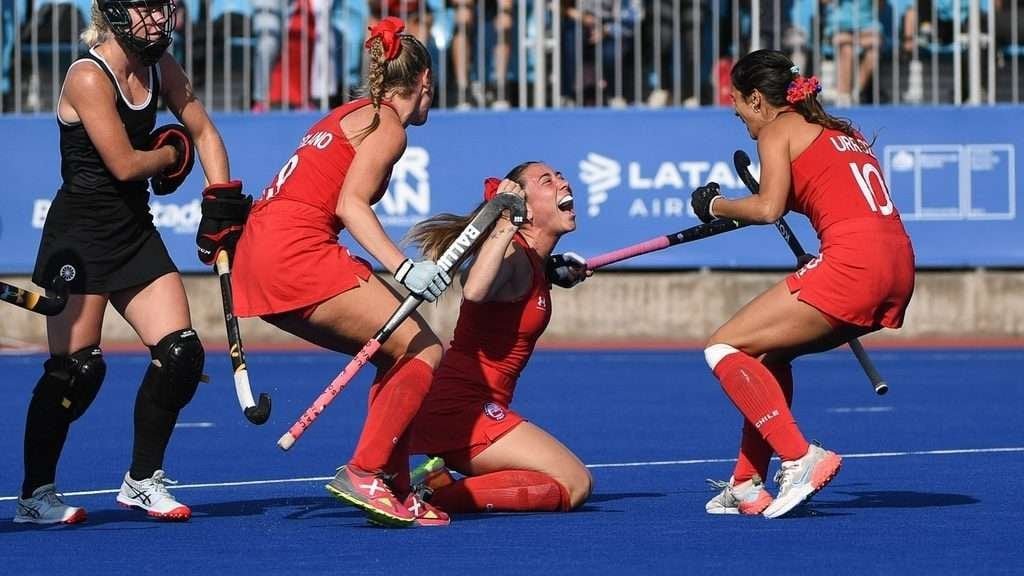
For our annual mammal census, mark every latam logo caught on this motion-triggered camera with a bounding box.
[33,198,202,234]
[578,152,759,218]
[376,146,431,227]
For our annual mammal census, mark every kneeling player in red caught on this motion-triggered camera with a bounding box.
[691,50,915,518]
[400,163,592,516]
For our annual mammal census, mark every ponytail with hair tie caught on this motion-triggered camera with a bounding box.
[786,75,822,104]
[365,16,405,61]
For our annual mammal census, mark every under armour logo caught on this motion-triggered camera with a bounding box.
[536,296,547,310]
[578,153,621,217]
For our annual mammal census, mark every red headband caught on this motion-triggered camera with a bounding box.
[483,177,501,202]
[366,17,405,61]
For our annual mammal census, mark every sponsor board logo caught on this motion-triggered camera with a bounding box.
[578,152,757,219]
[33,198,202,234]
[376,146,431,227]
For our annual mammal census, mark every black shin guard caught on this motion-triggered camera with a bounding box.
[131,329,204,480]
[22,347,106,498]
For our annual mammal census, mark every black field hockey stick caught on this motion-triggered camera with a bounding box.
[215,250,272,424]
[587,217,750,269]
[733,149,889,395]
[0,276,69,316]
[278,192,527,450]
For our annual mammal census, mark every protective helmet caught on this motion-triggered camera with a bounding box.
[98,0,177,66]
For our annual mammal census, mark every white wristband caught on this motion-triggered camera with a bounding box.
[708,195,724,218]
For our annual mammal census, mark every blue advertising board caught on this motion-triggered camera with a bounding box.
[0,105,1020,275]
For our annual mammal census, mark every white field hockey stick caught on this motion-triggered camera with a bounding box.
[216,250,272,424]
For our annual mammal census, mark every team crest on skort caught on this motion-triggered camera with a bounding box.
[483,402,506,421]
[59,264,77,282]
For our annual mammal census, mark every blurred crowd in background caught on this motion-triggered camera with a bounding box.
[2,0,1022,114]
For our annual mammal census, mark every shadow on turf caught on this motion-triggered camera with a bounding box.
[0,496,368,531]
[817,490,979,510]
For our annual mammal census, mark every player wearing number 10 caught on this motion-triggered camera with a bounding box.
[231,17,450,527]
[690,50,915,519]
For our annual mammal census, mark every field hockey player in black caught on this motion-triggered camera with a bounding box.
[17,0,236,525]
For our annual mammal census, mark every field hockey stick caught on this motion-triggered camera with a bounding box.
[587,218,750,269]
[215,250,272,424]
[733,150,889,396]
[0,276,69,316]
[277,192,527,451]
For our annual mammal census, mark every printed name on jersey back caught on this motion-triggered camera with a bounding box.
[829,134,875,158]
[299,130,334,151]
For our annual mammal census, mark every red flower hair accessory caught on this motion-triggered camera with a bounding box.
[483,177,501,201]
[786,75,822,104]
[366,17,405,61]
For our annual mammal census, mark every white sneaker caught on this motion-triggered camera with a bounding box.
[116,470,191,521]
[14,484,87,525]
[705,475,774,516]
[763,444,842,519]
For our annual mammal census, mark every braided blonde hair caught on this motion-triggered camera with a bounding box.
[355,33,432,140]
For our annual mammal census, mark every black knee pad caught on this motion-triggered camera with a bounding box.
[34,346,106,422]
[141,329,205,411]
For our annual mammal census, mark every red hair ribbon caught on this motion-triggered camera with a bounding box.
[786,75,822,104]
[483,177,501,202]
[365,17,405,61]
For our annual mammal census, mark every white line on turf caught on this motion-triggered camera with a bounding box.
[2,446,1020,502]
[174,422,216,428]
[826,406,896,413]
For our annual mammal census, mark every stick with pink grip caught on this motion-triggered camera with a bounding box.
[586,217,750,270]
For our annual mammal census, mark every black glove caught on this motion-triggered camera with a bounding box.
[691,182,722,223]
[546,251,588,289]
[196,180,252,265]
[149,123,195,196]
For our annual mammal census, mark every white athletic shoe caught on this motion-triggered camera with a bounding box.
[705,475,773,516]
[14,484,87,525]
[116,470,191,521]
[763,444,842,519]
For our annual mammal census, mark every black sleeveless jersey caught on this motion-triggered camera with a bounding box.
[33,48,178,294]
[59,49,159,198]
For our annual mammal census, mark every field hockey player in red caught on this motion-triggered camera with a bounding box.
[400,164,593,517]
[230,17,449,527]
[690,49,915,519]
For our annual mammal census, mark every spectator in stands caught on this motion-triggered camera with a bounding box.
[1,0,27,110]
[824,0,882,106]
[251,0,282,112]
[898,0,992,101]
[561,0,640,107]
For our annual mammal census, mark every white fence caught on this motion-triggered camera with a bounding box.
[1,0,1021,113]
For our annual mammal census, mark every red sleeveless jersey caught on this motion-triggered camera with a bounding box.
[256,98,394,228]
[230,99,396,317]
[784,127,915,329]
[790,128,904,237]
[434,234,552,406]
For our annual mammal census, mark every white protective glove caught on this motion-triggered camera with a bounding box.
[394,258,452,302]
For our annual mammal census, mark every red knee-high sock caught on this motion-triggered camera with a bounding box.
[429,470,571,513]
[714,352,808,462]
[732,363,795,482]
[384,432,412,498]
[350,357,432,474]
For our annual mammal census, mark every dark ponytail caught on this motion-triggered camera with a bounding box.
[731,49,857,139]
